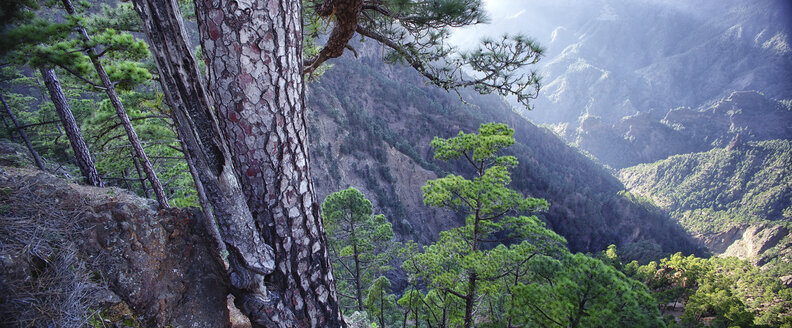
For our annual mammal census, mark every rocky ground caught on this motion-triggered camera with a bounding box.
[0,140,237,327]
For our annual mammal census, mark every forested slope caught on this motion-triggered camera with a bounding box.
[305,46,700,256]
[620,140,792,274]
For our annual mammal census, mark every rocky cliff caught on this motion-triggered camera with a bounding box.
[454,1,791,171]
[0,141,234,327]
[511,0,792,125]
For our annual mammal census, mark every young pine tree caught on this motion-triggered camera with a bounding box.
[321,187,397,314]
[407,123,566,328]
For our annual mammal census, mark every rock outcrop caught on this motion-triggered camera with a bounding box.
[0,156,231,326]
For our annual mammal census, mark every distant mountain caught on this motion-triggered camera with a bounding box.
[562,91,792,169]
[514,0,792,125]
[304,45,701,259]
[451,0,792,170]
[620,139,792,274]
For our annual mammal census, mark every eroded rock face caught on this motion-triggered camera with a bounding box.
[81,204,230,327]
[695,225,747,254]
[0,166,230,327]
[720,224,790,260]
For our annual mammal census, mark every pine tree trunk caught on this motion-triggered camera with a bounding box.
[39,68,103,186]
[130,147,150,198]
[379,287,386,328]
[350,222,364,312]
[179,136,227,264]
[464,272,477,328]
[129,0,286,326]
[60,0,169,208]
[353,243,364,312]
[194,0,343,326]
[0,92,45,171]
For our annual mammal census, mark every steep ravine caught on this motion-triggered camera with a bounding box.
[566,91,792,169]
[304,49,701,257]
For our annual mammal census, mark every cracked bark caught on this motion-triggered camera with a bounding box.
[194,0,343,326]
[129,0,344,327]
[39,67,103,186]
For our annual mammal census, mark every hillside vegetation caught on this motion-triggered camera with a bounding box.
[305,45,700,256]
[620,140,792,275]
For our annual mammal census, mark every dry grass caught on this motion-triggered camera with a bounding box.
[0,170,104,328]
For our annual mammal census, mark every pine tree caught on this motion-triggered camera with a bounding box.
[129,0,545,325]
[321,187,396,313]
[511,253,663,328]
[0,0,176,199]
[59,0,169,208]
[39,67,102,186]
[364,276,398,328]
[408,123,565,327]
[0,92,45,170]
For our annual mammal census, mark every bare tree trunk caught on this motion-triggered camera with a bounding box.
[352,234,364,312]
[177,135,228,266]
[129,0,281,326]
[39,68,103,186]
[60,0,169,208]
[130,147,151,198]
[1,92,45,171]
[0,111,17,142]
[194,1,343,326]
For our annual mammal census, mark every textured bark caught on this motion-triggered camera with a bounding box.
[195,0,343,326]
[1,92,45,171]
[178,136,227,262]
[61,0,169,208]
[129,0,277,325]
[39,68,103,186]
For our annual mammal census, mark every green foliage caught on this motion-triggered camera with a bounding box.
[511,253,664,328]
[599,244,623,270]
[2,1,152,92]
[322,187,397,313]
[364,276,399,328]
[404,123,570,326]
[0,2,197,207]
[620,140,792,274]
[349,0,544,107]
[83,91,197,207]
[620,140,792,234]
[630,253,792,327]
[395,125,665,327]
